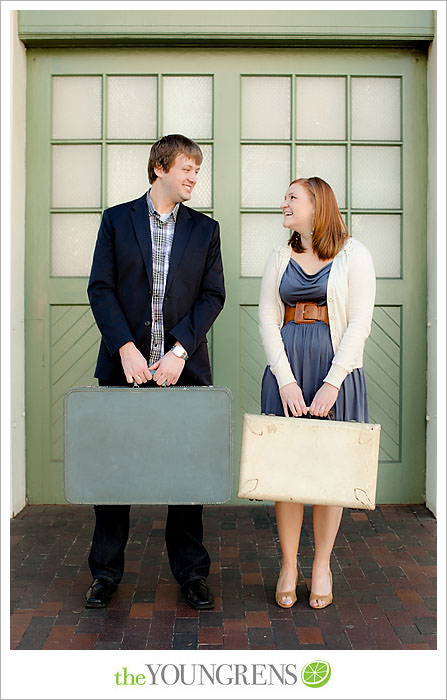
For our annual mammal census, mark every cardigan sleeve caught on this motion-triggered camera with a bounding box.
[258,248,296,389]
[324,241,376,388]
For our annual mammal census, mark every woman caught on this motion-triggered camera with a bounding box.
[259,176,376,609]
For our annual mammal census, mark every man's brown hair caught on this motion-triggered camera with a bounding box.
[148,134,203,183]
[288,177,349,259]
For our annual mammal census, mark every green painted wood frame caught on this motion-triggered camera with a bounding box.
[25,45,427,504]
[18,9,434,46]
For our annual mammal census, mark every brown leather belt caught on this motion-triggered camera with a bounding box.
[284,302,329,325]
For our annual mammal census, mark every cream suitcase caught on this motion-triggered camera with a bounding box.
[238,414,380,509]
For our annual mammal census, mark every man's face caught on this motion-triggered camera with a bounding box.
[154,153,201,203]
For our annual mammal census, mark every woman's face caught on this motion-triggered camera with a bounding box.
[281,183,315,234]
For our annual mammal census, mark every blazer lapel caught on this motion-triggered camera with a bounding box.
[130,194,153,289]
[165,203,192,295]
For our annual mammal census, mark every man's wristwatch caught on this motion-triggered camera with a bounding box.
[171,344,188,361]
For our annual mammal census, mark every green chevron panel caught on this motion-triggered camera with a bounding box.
[50,305,100,461]
[363,306,401,462]
[240,305,265,417]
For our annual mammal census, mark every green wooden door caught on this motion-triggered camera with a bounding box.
[25,46,427,504]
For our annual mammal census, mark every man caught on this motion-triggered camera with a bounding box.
[85,134,225,610]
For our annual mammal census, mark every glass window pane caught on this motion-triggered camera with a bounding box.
[52,76,102,140]
[241,214,289,277]
[107,145,151,208]
[107,76,157,140]
[163,76,212,139]
[241,145,290,208]
[184,144,212,209]
[52,213,101,276]
[352,146,401,209]
[295,145,346,208]
[296,77,345,140]
[351,214,401,278]
[352,78,401,140]
[241,76,290,139]
[52,145,101,208]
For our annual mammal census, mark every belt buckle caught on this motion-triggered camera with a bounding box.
[295,303,315,324]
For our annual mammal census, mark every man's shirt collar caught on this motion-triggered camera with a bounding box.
[147,190,180,222]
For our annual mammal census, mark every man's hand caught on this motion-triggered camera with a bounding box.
[279,382,308,417]
[149,351,185,387]
[119,342,153,384]
[309,382,339,417]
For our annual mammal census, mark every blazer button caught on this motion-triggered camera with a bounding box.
[144,320,150,327]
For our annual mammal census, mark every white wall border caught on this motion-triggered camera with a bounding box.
[9,9,27,517]
[425,14,440,518]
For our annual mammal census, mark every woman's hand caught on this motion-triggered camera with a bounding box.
[279,382,308,417]
[309,382,339,417]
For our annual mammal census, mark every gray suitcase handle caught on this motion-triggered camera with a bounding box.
[133,369,167,388]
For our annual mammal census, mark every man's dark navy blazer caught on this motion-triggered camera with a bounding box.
[88,193,225,384]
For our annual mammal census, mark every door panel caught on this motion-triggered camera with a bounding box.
[26,47,427,503]
[50,306,100,462]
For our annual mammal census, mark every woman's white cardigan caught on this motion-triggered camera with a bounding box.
[258,237,376,390]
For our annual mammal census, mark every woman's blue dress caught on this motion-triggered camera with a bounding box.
[261,258,368,422]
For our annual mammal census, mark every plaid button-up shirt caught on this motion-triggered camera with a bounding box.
[146,191,180,365]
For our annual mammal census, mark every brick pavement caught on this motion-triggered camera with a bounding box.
[10,504,436,650]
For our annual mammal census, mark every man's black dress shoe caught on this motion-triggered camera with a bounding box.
[85,578,117,609]
[181,578,214,610]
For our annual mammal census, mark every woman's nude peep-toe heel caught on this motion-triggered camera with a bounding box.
[309,570,333,610]
[275,574,299,609]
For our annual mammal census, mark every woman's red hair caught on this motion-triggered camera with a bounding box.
[288,177,349,259]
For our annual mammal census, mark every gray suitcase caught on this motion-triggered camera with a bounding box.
[64,385,232,505]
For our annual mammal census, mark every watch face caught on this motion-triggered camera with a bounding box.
[172,346,186,359]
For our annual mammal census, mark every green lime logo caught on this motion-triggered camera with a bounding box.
[301,660,331,688]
